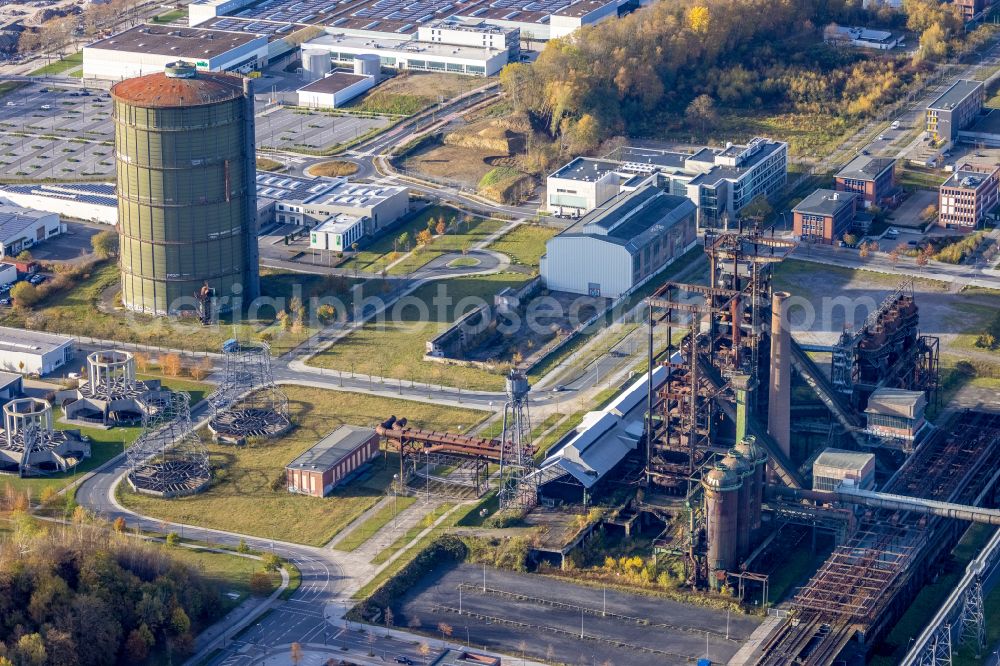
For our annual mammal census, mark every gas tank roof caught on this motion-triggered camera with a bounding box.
[112,69,245,109]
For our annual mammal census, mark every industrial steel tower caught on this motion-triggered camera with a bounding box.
[112,61,260,315]
[498,370,536,511]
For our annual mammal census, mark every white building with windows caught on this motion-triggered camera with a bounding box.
[304,32,510,76]
[0,183,117,225]
[0,326,74,376]
[0,206,63,259]
[546,138,788,229]
[82,24,268,80]
[297,70,376,109]
[310,214,366,251]
[540,185,697,298]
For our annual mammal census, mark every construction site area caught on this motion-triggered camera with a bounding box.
[360,225,1000,666]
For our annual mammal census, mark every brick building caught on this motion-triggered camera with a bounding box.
[286,425,379,497]
[792,189,858,244]
[938,165,999,231]
[835,155,898,209]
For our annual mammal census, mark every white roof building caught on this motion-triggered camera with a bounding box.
[83,24,268,80]
[0,183,117,225]
[0,326,74,376]
[0,206,63,259]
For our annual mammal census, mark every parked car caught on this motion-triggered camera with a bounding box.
[394,657,414,665]
[886,228,900,239]
[891,120,901,129]
[0,298,11,307]
[40,104,51,110]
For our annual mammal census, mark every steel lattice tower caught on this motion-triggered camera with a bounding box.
[497,370,536,511]
[208,339,290,444]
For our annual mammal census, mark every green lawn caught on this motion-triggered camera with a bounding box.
[332,495,417,552]
[308,272,532,391]
[166,547,282,609]
[151,7,188,23]
[388,217,506,275]
[353,502,468,599]
[370,502,456,564]
[340,207,506,276]
[29,52,82,76]
[0,263,358,355]
[117,386,486,546]
[486,224,556,268]
[898,166,948,190]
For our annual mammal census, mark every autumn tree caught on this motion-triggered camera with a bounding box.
[416,229,434,246]
[290,642,304,666]
[10,282,41,309]
[685,94,718,136]
[91,230,119,259]
[435,218,447,235]
[688,5,710,33]
[160,353,182,378]
[397,232,411,251]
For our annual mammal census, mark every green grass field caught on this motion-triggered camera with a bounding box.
[117,386,485,546]
[486,224,556,268]
[308,272,531,390]
[332,495,418,552]
[167,547,282,609]
[29,52,82,77]
[0,264,357,355]
[370,502,456,564]
[340,207,505,275]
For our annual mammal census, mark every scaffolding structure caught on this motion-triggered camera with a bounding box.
[127,390,210,498]
[377,416,501,499]
[830,279,940,411]
[1,398,90,476]
[208,339,290,445]
[757,410,1000,664]
[498,370,537,511]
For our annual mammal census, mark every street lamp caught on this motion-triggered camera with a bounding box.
[392,473,399,529]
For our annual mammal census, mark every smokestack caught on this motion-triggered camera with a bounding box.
[730,374,754,444]
[768,291,792,463]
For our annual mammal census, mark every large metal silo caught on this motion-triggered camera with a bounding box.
[112,61,260,316]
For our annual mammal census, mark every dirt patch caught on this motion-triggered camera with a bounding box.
[256,157,283,172]
[308,160,359,177]
[403,143,499,189]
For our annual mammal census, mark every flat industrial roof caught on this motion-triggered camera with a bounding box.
[0,205,53,243]
[563,185,695,252]
[836,155,896,182]
[0,326,73,356]
[793,189,857,217]
[314,213,364,233]
[0,371,21,392]
[928,79,983,111]
[0,182,116,208]
[814,448,874,472]
[550,156,620,181]
[310,32,504,60]
[87,24,263,58]
[865,388,926,419]
[942,168,998,190]
[287,425,376,471]
[298,70,370,94]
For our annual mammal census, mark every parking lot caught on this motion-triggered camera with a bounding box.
[395,563,758,665]
[255,104,390,152]
[0,84,116,180]
[0,83,393,181]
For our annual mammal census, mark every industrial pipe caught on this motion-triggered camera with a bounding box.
[767,485,1000,526]
[767,291,791,461]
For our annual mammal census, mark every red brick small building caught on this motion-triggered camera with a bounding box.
[835,155,897,209]
[286,425,379,497]
[793,189,858,244]
[938,165,1000,231]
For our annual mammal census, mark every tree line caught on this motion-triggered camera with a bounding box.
[499,0,992,166]
[0,503,228,665]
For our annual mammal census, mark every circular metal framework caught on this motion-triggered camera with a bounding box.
[1,398,90,476]
[126,390,210,497]
[208,339,290,445]
[85,350,147,402]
